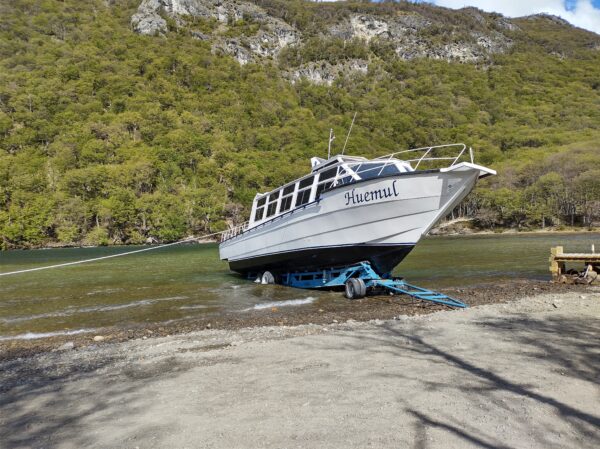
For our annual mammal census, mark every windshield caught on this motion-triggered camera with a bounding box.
[339,162,407,185]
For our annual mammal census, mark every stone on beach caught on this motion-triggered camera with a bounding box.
[56,341,74,351]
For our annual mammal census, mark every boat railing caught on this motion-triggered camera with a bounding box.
[374,143,473,171]
[220,222,249,242]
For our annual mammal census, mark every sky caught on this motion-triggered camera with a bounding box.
[316,1,600,34]
[425,0,600,34]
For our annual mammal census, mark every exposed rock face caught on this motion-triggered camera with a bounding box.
[131,1,516,79]
[329,13,510,63]
[131,0,298,64]
[329,13,431,42]
[495,17,520,32]
[131,0,168,35]
[349,15,390,42]
[396,32,511,63]
[286,59,369,86]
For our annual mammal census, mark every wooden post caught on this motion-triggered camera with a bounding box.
[549,246,564,281]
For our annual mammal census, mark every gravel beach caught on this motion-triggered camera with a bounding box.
[0,279,589,361]
[1,286,599,448]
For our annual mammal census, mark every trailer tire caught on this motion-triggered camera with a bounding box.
[261,271,275,285]
[345,278,366,299]
[345,279,357,299]
[354,278,367,298]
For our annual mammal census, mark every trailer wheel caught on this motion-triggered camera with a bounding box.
[345,279,357,299]
[356,278,367,297]
[261,271,275,285]
[345,278,366,299]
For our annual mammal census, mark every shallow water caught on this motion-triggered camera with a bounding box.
[1,233,598,339]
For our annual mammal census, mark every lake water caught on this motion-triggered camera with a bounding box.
[1,233,598,340]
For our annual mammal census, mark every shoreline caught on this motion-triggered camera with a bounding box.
[3,227,598,251]
[0,279,593,362]
[429,224,600,237]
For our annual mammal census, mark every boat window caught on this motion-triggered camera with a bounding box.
[294,176,314,207]
[316,183,331,197]
[338,174,354,185]
[319,167,337,181]
[280,195,293,212]
[279,183,295,213]
[355,162,400,180]
[337,165,361,186]
[299,176,314,189]
[316,167,338,198]
[254,206,264,222]
[295,188,311,207]
[268,190,280,202]
[266,202,277,217]
[339,162,400,185]
[282,184,295,196]
[265,190,280,218]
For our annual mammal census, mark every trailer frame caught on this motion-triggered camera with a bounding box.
[253,261,467,308]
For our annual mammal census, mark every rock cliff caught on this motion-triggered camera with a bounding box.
[132,0,298,64]
[129,1,541,83]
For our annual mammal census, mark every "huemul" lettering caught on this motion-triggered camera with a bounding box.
[344,180,399,206]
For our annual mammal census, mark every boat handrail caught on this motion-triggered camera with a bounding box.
[255,144,471,204]
[374,143,472,170]
[220,198,323,243]
[220,221,249,242]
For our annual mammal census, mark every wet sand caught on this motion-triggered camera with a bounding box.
[1,287,598,448]
[0,279,591,362]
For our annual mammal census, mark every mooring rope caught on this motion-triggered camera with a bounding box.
[0,231,224,277]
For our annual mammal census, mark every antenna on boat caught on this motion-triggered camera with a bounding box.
[341,112,357,155]
[327,128,335,159]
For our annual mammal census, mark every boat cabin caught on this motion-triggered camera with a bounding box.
[249,155,414,227]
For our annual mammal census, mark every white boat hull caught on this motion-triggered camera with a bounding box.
[219,164,487,274]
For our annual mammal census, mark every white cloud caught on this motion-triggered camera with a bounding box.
[312,0,600,34]
[431,0,600,34]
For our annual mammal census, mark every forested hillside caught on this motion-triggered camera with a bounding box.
[1,0,599,248]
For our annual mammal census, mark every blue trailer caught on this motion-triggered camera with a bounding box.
[253,261,467,309]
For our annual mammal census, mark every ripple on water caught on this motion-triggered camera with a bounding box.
[179,304,209,310]
[245,297,316,311]
[86,288,125,296]
[78,295,189,313]
[0,310,72,324]
[0,296,191,325]
[0,328,96,341]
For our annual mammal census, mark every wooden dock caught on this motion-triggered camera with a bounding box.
[549,245,600,283]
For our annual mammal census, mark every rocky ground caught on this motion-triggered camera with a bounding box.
[1,286,599,448]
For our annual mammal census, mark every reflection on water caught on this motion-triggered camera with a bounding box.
[1,233,598,338]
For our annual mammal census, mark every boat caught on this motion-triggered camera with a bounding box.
[219,143,495,276]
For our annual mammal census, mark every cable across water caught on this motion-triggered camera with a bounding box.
[0,231,224,277]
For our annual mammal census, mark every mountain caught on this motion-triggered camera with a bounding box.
[0,0,599,248]
[131,0,513,69]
